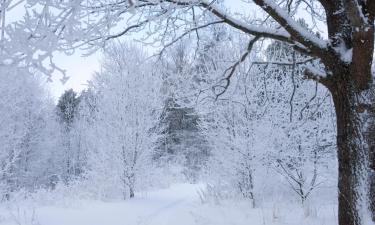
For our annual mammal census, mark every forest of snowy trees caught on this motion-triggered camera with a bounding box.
[1,25,338,224]
[0,1,375,225]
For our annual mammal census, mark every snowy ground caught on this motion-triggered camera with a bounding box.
[0,183,337,225]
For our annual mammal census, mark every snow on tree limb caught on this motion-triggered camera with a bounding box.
[304,65,331,87]
[198,1,292,43]
[252,0,328,55]
[161,0,313,54]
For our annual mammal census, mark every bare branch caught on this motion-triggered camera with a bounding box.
[299,81,318,120]
[213,36,260,99]
[158,20,225,57]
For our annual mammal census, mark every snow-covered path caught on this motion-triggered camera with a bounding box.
[2,184,203,225]
[0,183,337,225]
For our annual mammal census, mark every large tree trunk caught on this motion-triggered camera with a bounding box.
[329,71,374,225]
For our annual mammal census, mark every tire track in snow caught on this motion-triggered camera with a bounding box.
[136,198,187,225]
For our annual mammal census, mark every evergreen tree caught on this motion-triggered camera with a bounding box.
[155,97,209,181]
[155,40,211,181]
[56,89,82,181]
[56,89,80,128]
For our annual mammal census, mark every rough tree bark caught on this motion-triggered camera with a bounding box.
[322,4,375,222]
[304,30,375,225]
[328,70,374,225]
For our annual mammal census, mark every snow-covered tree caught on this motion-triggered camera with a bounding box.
[0,66,60,199]
[203,101,258,206]
[56,89,83,182]
[84,43,162,199]
[153,40,212,182]
[57,89,80,127]
[254,40,336,204]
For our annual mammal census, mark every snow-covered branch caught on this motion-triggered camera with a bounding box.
[198,1,293,44]
[252,0,328,55]
[304,65,330,87]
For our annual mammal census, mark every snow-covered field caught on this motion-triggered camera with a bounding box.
[0,183,336,225]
